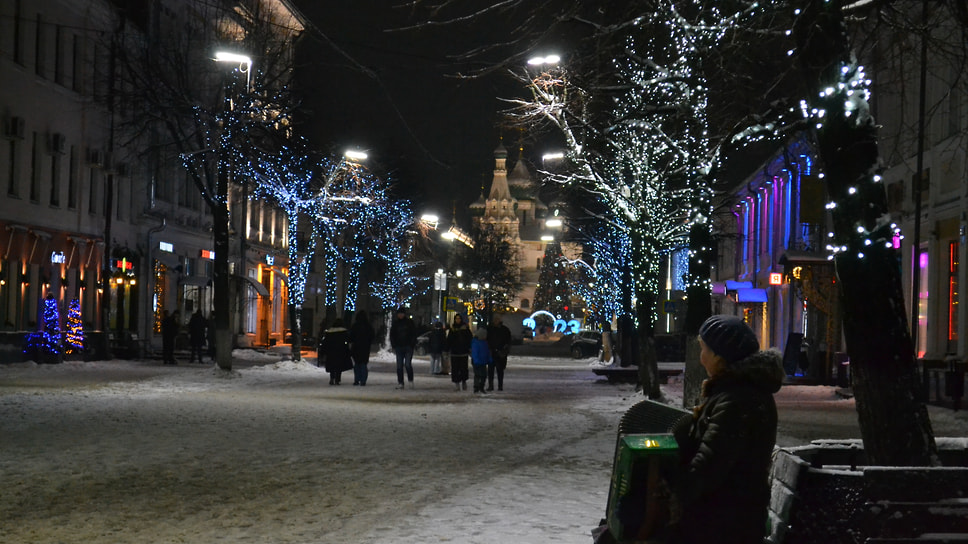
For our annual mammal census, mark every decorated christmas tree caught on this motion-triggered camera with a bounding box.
[533,241,572,318]
[64,298,84,354]
[25,294,62,363]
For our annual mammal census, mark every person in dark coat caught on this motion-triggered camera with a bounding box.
[428,321,446,375]
[486,316,512,391]
[446,313,472,391]
[187,310,208,364]
[161,311,179,365]
[470,327,492,393]
[319,318,352,385]
[349,311,375,386]
[389,306,418,389]
[665,315,785,544]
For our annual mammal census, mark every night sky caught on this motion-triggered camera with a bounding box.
[291,2,525,223]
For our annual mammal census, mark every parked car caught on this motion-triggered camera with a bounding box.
[284,329,316,349]
[414,331,432,356]
[571,330,604,359]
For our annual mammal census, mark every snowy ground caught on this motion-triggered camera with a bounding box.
[2,350,966,544]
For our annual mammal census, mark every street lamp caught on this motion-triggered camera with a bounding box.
[214,51,252,92]
[344,150,368,162]
[214,51,254,348]
[528,54,561,66]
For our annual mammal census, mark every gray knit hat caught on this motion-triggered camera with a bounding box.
[699,315,759,365]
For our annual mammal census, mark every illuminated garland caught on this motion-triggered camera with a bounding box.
[64,298,85,353]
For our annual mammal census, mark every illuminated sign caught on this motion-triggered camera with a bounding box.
[50,251,66,264]
[792,266,803,280]
[159,241,173,252]
[114,259,133,270]
[265,254,274,266]
[769,273,783,285]
[200,250,215,260]
[522,310,581,337]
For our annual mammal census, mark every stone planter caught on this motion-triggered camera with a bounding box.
[767,438,968,543]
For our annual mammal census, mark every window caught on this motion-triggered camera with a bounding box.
[72,34,81,92]
[29,132,39,201]
[6,139,17,196]
[67,146,77,208]
[949,241,959,346]
[54,25,64,85]
[88,168,98,214]
[13,0,24,65]
[34,14,45,77]
[49,153,60,206]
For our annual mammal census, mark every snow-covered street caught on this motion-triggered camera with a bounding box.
[2,351,966,543]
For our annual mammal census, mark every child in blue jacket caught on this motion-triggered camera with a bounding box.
[470,327,492,393]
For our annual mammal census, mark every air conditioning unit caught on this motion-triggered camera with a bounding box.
[87,148,104,167]
[48,133,67,154]
[3,116,25,140]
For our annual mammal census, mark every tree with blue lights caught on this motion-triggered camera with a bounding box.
[112,2,302,371]
[25,294,62,364]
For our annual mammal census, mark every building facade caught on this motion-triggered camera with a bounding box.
[0,0,304,361]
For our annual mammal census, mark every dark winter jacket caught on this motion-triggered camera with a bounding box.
[428,326,446,355]
[319,326,352,373]
[348,319,375,363]
[188,312,207,345]
[446,324,472,356]
[487,323,512,357]
[389,315,418,350]
[668,349,784,544]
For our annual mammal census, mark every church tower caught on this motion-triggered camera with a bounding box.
[471,142,521,240]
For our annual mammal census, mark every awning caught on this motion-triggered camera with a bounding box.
[178,276,211,288]
[236,274,269,296]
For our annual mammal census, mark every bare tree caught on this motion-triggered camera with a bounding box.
[112,0,302,370]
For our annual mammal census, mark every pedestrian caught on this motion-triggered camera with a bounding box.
[428,321,446,375]
[161,310,179,365]
[389,306,417,389]
[187,310,208,364]
[663,315,784,544]
[349,311,375,386]
[446,313,472,391]
[471,326,492,393]
[319,318,352,385]
[487,316,512,391]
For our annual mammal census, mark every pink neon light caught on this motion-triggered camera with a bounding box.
[893,233,901,249]
[919,252,929,269]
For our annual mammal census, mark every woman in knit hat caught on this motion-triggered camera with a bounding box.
[665,314,785,544]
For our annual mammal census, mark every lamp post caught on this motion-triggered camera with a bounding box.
[215,51,253,341]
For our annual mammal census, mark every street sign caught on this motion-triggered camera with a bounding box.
[444,296,460,312]
[662,300,675,314]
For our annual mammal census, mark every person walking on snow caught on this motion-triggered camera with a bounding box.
[187,310,208,364]
[428,321,446,375]
[486,316,512,391]
[349,311,375,386]
[663,314,784,544]
[319,318,352,385]
[471,327,492,394]
[389,307,418,389]
[446,313,472,391]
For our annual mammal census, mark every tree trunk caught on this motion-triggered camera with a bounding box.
[794,0,936,465]
[684,223,713,409]
[213,165,232,371]
[289,303,302,362]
